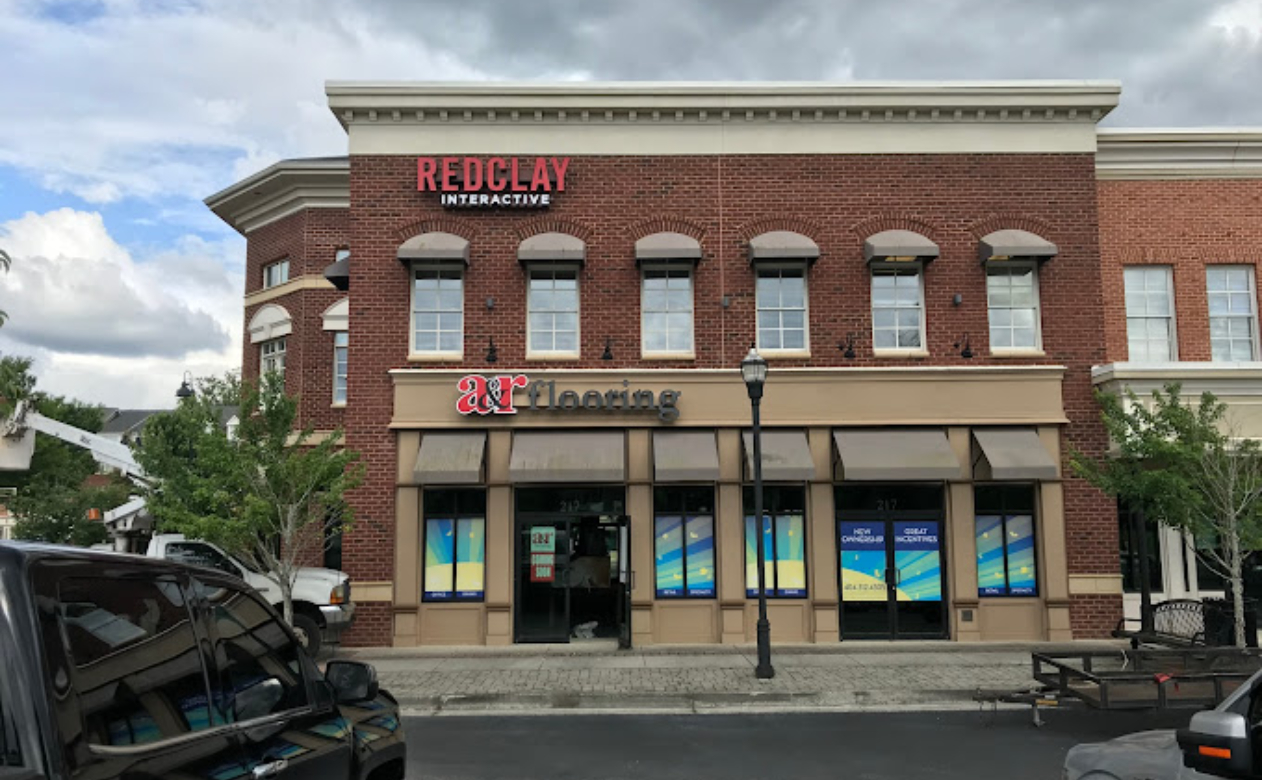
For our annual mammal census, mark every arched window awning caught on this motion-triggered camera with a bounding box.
[322,298,348,331]
[747,230,819,264]
[518,232,586,264]
[978,229,1058,263]
[635,232,701,265]
[863,230,939,263]
[248,303,292,344]
[397,231,470,264]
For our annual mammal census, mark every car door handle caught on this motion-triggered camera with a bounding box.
[252,759,289,779]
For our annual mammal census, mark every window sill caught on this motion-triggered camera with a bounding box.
[526,353,582,361]
[760,349,811,360]
[408,352,464,363]
[331,402,346,409]
[641,351,696,361]
[990,348,1046,358]
[873,348,930,359]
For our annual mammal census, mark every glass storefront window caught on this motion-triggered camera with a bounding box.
[975,485,1038,597]
[516,486,625,516]
[653,487,715,599]
[423,489,487,602]
[1118,501,1162,594]
[743,486,807,598]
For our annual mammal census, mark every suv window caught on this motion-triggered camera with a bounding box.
[59,577,214,746]
[202,583,308,723]
[0,671,20,768]
[166,542,241,577]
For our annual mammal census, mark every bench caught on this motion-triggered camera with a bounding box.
[1114,599,1207,648]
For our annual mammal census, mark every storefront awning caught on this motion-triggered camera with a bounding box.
[742,430,815,481]
[653,431,720,482]
[414,432,486,484]
[862,230,940,263]
[509,431,624,483]
[833,429,960,481]
[973,428,1058,481]
[978,229,1058,263]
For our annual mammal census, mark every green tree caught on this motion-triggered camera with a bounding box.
[1072,383,1262,647]
[0,248,10,326]
[135,371,363,626]
[0,354,123,546]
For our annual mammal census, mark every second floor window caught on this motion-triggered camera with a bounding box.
[262,259,289,289]
[756,267,807,353]
[1207,266,1258,362]
[412,268,463,356]
[642,268,694,356]
[333,332,348,405]
[260,337,286,377]
[1124,266,1175,362]
[986,265,1041,351]
[871,266,924,351]
[528,268,579,357]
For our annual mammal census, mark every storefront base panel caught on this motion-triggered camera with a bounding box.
[1069,594,1124,638]
[417,603,486,645]
[977,599,1046,641]
[652,602,720,644]
[744,602,811,643]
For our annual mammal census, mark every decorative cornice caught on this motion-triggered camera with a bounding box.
[325,81,1121,129]
[1096,128,1262,180]
[244,275,336,306]
[205,157,349,235]
[1093,361,1262,397]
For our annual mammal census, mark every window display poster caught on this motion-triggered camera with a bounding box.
[530,525,556,583]
[839,522,887,602]
[1005,515,1037,596]
[892,521,941,602]
[424,518,455,600]
[775,513,806,597]
[976,515,1006,596]
[455,518,485,598]
[685,515,716,597]
[655,515,684,597]
[744,516,774,597]
[425,517,486,600]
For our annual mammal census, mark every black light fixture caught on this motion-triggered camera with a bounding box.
[486,337,498,364]
[740,344,774,680]
[602,337,614,361]
[838,332,857,359]
[955,334,973,359]
[175,371,195,401]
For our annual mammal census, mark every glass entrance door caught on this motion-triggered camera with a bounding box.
[516,520,570,642]
[837,485,948,640]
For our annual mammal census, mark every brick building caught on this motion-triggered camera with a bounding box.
[205,81,1259,648]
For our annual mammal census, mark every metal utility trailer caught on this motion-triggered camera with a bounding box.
[978,647,1262,727]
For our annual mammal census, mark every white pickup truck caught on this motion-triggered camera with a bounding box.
[146,533,355,654]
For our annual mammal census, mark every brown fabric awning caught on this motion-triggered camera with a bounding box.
[509,431,624,483]
[414,432,486,484]
[834,429,961,481]
[747,230,820,263]
[973,428,1059,481]
[517,232,586,263]
[863,230,940,262]
[653,431,720,482]
[741,430,815,481]
[978,229,1058,263]
[397,231,470,263]
[636,232,702,264]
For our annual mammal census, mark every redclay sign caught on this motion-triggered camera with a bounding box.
[417,156,569,208]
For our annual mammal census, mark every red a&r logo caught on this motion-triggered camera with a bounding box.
[456,374,529,416]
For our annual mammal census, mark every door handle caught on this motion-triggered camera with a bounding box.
[252,759,289,779]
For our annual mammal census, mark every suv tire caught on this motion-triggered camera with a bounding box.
[292,612,322,655]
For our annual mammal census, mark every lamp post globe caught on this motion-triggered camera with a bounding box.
[742,346,775,679]
[175,371,195,401]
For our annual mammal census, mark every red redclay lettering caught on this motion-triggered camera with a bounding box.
[487,157,508,191]
[417,157,438,191]
[550,157,569,192]
[462,157,484,190]
[441,157,459,192]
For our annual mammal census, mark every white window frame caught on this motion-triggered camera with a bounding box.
[332,331,349,406]
[1124,266,1177,363]
[410,263,465,360]
[1207,265,1259,362]
[527,265,581,360]
[260,337,286,377]
[755,264,810,357]
[640,265,695,359]
[986,262,1043,354]
[262,258,290,289]
[870,262,927,355]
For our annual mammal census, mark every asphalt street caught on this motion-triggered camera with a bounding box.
[404,708,1193,780]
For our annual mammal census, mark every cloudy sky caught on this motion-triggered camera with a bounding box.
[1,0,1260,409]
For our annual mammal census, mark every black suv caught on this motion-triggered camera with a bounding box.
[0,542,405,780]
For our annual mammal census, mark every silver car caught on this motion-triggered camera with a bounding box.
[1065,669,1262,779]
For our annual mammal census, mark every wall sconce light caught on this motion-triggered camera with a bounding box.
[838,333,857,359]
[721,295,731,309]
[602,337,614,361]
[486,337,498,363]
[952,293,963,307]
[486,297,495,310]
[954,334,973,359]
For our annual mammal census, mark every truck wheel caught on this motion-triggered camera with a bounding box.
[292,613,322,655]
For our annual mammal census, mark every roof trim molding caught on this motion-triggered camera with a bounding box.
[1097,128,1262,180]
[205,158,349,235]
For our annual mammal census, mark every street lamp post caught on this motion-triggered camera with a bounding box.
[175,371,195,401]
[741,346,775,680]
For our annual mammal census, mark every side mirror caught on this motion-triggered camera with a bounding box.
[1178,711,1255,779]
[326,660,379,704]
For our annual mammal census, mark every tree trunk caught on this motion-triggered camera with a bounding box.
[1229,532,1247,648]
[280,575,294,627]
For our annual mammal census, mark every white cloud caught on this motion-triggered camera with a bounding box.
[0,208,243,407]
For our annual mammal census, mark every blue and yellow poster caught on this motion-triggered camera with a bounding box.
[891,521,942,602]
[685,516,716,597]
[1005,515,1037,596]
[839,522,887,602]
[424,517,485,600]
[976,514,1036,597]
[656,515,716,598]
[775,514,806,597]
[656,515,684,597]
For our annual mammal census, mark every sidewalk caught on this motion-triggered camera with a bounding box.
[337,640,1124,715]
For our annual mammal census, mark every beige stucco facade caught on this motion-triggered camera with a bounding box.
[387,366,1074,646]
